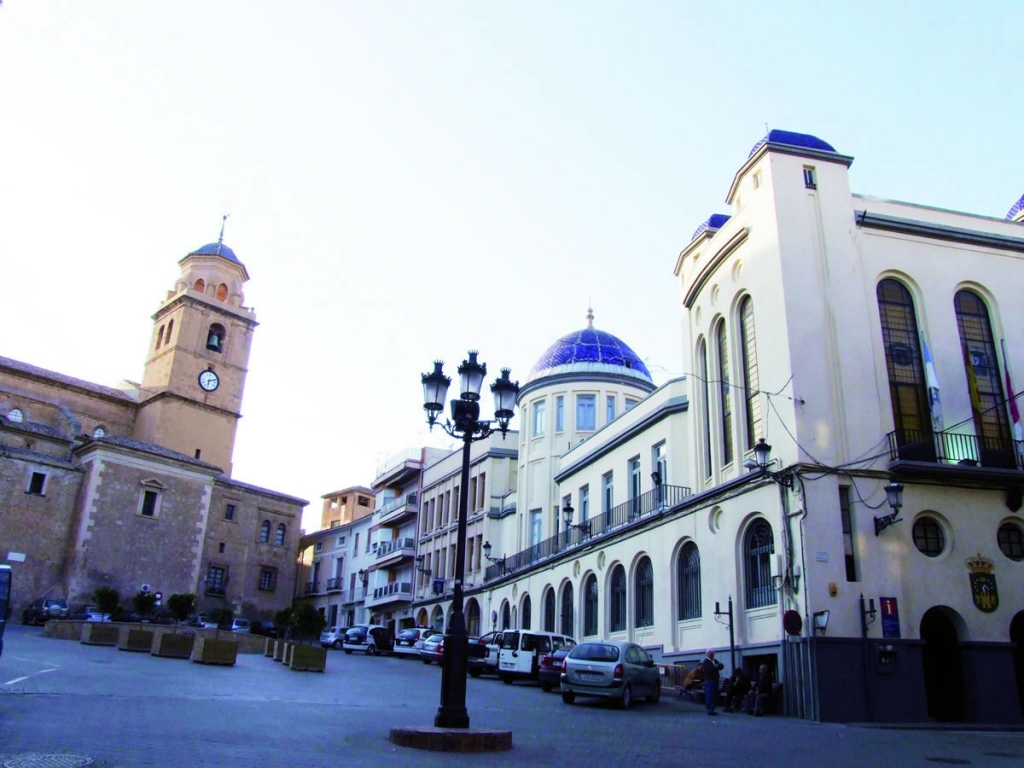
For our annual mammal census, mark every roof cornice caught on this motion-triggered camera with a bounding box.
[855,210,1024,253]
[683,228,750,309]
[726,142,854,204]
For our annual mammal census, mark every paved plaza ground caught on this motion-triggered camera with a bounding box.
[1,623,1022,766]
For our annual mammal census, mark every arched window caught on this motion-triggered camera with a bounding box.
[699,338,712,478]
[739,297,761,451]
[677,542,701,620]
[7,408,24,423]
[744,521,776,608]
[955,290,1014,468]
[165,319,174,345]
[584,574,599,636]
[635,557,654,628]
[259,520,270,543]
[275,523,286,546]
[193,279,206,293]
[92,426,106,439]
[467,599,480,636]
[560,584,574,637]
[544,589,556,632]
[216,283,228,301]
[156,325,165,350]
[716,320,733,465]
[501,601,511,630]
[877,279,934,461]
[206,323,226,353]
[521,595,532,630]
[610,565,627,633]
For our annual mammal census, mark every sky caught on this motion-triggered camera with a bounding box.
[1,1,1021,533]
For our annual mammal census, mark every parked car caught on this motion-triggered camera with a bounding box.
[230,618,251,634]
[539,646,573,692]
[250,620,279,638]
[342,624,394,655]
[498,630,575,684]
[393,627,436,657]
[68,604,111,622]
[320,626,349,649]
[560,640,661,709]
[419,633,444,664]
[468,631,503,677]
[21,598,68,625]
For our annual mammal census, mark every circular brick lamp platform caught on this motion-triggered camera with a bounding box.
[389,726,513,753]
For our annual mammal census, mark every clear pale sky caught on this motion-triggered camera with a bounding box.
[2,1,1021,532]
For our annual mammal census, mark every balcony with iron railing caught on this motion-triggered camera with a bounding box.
[364,580,413,609]
[373,493,419,526]
[484,484,691,582]
[341,586,366,605]
[375,536,416,565]
[304,580,320,595]
[887,428,1023,470]
[325,577,343,592]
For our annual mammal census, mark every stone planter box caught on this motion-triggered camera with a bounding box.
[81,623,119,646]
[274,641,289,662]
[118,627,155,652]
[265,637,276,657]
[152,632,195,659]
[289,643,327,672]
[191,636,238,666]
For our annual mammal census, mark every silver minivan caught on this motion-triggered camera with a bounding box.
[497,630,575,684]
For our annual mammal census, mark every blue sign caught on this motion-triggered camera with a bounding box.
[432,578,445,595]
[880,596,900,638]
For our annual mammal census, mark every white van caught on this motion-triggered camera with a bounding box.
[497,630,575,684]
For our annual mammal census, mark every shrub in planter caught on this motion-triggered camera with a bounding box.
[153,632,194,659]
[92,585,121,621]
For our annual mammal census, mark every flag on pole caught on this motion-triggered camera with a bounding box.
[921,335,943,435]
[963,343,984,429]
[1000,339,1023,466]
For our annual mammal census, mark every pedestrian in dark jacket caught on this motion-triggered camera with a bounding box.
[701,649,724,715]
[725,668,750,712]
[754,664,773,716]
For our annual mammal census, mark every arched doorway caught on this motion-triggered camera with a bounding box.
[416,608,429,627]
[921,607,968,722]
[466,598,481,636]
[1012,611,1024,717]
[431,605,444,632]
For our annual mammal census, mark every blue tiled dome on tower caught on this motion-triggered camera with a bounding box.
[526,309,653,389]
[189,241,243,265]
[748,129,837,158]
[1007,193,1024,221]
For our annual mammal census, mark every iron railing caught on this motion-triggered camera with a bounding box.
[376,537,416,559]
[304,580,320,595]
[484,484,691,582]
[325,577,343,592]
[374,493,418,520]
[887,428,1022,470]
[372,581,412,600]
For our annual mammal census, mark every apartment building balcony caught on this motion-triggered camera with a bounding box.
[373,493,418,526]
[325,577,343,593]
[364,581,413,609]
[375,536,416,567]
[304,580,321,595]
[484,484,692,582]
[887,429,1023,474]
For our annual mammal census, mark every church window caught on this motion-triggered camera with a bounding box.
[610,565,627,632]
[7,408,24,423]
[275,523,287,546]
[607,395,616,423]
[216,283,228,301]
[224,503,236,521]
[259,520,271,543]
[27,471,47,496]
[584,574,599,637]
[206,323,226,353]
[259,567,278,591]
[140,489,159,517]
[744,521,776,608]
[677,542,701,620]
[560,583,574,636]
[576,394,596,431]
[634,557,653,628]
[998,522,1024,561]
[532,400,546,437]
[739,296,761,451]
[716,320,733,465]
[193,279,205,293]
[544,588,556,632]
[165,319,174,345]
[156,325,165,350]
[93,426,106,438]
[555,395,564,432]
[912,516,944,557]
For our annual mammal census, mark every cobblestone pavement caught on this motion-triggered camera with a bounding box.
[2,624,1022,767]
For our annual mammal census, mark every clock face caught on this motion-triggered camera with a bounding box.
[198,370,220,392]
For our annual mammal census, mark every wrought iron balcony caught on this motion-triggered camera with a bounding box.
[375,536,416,561]
[373,493,419,524]
[304,580,320,595]
[484,484,691,582]
[887,428,1022,470]
[325,577,343,592]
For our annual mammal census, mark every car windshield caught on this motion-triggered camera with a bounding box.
[500,632,519,650]
[397,629,418,640]
[346,627,367,638]
[570,643,620,662]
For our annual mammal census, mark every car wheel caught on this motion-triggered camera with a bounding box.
[647,681,661,704]
[562,691,576,704]
[344,650,353,655]
[501,674,514,685]
[541,683,553,693]
[620,684,632,710]
[423,659,432,665]
[469,668,482,678]
[333,640,342,650]
[366,644,377,656]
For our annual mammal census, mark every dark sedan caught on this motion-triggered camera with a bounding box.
[539,646,572,692]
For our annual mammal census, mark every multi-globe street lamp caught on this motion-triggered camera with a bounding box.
[421,351,519,729]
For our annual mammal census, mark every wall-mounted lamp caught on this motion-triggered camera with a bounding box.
[415,554,431,576]
[561,501,591,536]
[357,568,368,586]
[812,609,830,636]
[873,481,904,536]
[482,541,508,576]
[750,439,794,488]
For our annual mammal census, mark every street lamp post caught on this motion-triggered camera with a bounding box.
[421,351,519,729]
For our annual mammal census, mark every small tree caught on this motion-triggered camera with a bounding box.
[132,590,158,624]
[291,602,327,645]
[207,606,235,640]
[92,586,120,622]
[274,607,294,639]
[167,593,196,633]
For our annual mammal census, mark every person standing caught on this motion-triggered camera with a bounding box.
[701,648,724,716]
[753,664,773,716]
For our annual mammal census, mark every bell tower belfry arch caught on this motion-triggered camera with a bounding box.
[134,223,258,475]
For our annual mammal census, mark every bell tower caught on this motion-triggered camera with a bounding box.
[134,223,258,475]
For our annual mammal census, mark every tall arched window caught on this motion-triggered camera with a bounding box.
[544,589,556,632]
[560,584,574,637]
[739,297,761,451]
[275,523,286,546]
[677,542,701,620]
[521,595,532,630]
[744,521,776,608]
[206,323,226,353]
[467,600,480,636]
[955,290,1014,468]
[716,321,733,465]
[156,325,165,350]
[193,279,206,293]
[259,520,270,543]
[584,574,599,637]
[216,283,229,301]
[165,319,174,345]
[634,557,654,628]
[699,339,712,478]
[501,601,511,630]
[877,279,934,461]
[610,565,627,633]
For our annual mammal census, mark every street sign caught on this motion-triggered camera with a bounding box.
[880,596,900,638]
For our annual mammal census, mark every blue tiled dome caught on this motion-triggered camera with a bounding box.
[190,241,242,265]
[748,129,837,159]
[527,311,652,386]
[690,213,731,242]
[1007,193,1024,220]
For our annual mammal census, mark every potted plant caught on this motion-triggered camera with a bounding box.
[287,602,328,672]
[192,606,238,666]
[81,586,121,646]
[119,590,158,652]
[152,593,196,658]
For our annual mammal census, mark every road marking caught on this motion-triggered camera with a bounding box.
[2,667,59,687]
[3,676,29,685]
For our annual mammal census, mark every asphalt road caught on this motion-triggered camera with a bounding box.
[1,624,1022,767]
